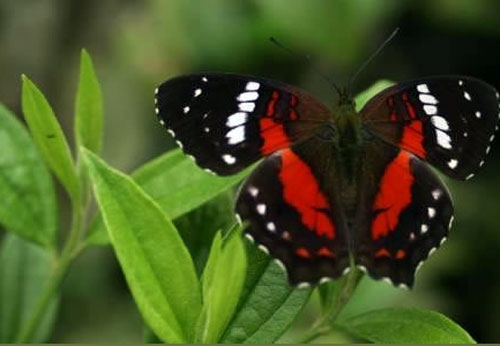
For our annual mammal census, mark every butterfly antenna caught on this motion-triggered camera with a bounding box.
[269,37,343,97]
[347,27,400,95]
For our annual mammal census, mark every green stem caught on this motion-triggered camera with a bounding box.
[297,268,363,343]
[14,193,84,343]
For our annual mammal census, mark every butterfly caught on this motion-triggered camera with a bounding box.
[154,73,499,288]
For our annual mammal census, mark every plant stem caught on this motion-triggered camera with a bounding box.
[14,194,84,343]
[297,268,363,343]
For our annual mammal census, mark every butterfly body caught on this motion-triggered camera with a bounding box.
[155,73,499,288]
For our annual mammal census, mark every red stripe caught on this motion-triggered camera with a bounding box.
[401,120,425,158]
[259,118,291,154]
[371,151,414,240]
[279,150,335,240]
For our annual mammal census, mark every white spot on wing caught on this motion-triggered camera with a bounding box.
[319,277,332,284]
[202,76,208,82]
[155,107,160,115]
[423,104,437,115]
[342,267,351,275]
[447,159,458,169]
[463,91,472,101]
[248,186,259,197]
[431,116,449,131]
[266,222,276,232]
[475,111,482,119]
[245,81,260,91]
[256,203,267,215]
[428,247,437,257]
[159,119,165,126]
[448,215,454,229]
[458,80,464,86]
[237,91,259,102]
[244,233,254,243]
[239,102,255,112]
[466,173,475,180]
[194,88,202,97]
[419,94,438,105]
[175,140,183,149]
[440,237,447,246]
[183,106,190,114]
[421,224,429,234]
[258,244,270,254]
[417,84,429,93]
[427,207,436,218]
[432,189,442,200]
[166,128,174,136]
[226,125,246,145]
[222,154,236,165]
[297,282,311,289]
[436,129,452,149]
[226,112,248,127]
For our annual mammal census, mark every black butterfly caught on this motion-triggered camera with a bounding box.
[155,73,499,288]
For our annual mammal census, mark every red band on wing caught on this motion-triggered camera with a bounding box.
[371,151,414,240]
[279,149,335,240]
[259,118,291,154]
[401,120,425,158]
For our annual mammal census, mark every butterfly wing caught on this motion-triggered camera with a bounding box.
[236,136,350,285]
[353,137,454,288]
[155,73,332,175]
[361,76,499,180]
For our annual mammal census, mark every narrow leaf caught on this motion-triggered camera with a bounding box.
[338,307,476,344]
[196,229,247,343]
[21,75,79,201]
[0,104,57,247]
[221,244,312,343]
[74,49,103,153]
[0,233,59,342]
[85,149,249,245]
[82,148,201,343]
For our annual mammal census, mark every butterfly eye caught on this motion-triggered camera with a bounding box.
[317,125,337,142]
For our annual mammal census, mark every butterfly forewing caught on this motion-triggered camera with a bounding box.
[155,73,332,175]
[361,76,500,180]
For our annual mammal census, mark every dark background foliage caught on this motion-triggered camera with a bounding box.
[0,0,499,342]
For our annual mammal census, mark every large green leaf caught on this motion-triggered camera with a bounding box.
[195,230,247,343]
[85,149,249,245]
[74,49,103,153]
[221,244,312,343]
[82,148,201,343]
[338,308,476,344]
[21,76,79,202]
[0,104,57,248]
[0,233,59,342]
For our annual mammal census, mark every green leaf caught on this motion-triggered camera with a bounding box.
[220,244,312,343]
[85,149,249,245]
[21,75,79,202]
[338,307,476,344]
[354,79,395,111]
[196,229,247,343]
[82,148,201,343]
[0,104,57,248]
[74,49,103,153]
[0,233,59,342]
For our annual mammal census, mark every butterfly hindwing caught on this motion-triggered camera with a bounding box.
[354,139,454,287]
[236,137,350,285]
[155,73,332,175]
[361,76,500,180]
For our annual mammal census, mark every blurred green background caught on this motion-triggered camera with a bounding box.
[1,0,500,343]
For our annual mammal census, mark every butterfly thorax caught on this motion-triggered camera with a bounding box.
[333,102,362,182]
